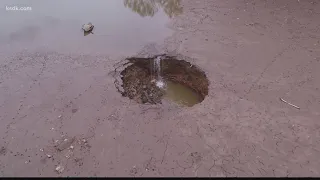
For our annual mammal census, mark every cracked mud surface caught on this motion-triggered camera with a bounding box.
[1,0,320,177]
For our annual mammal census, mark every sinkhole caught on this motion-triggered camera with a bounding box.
[114,55,209,107]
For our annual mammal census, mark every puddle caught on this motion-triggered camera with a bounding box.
[0,0,183,55]
[114,55,209,107]
[164,81,203,107]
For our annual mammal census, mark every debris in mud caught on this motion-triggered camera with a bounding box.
[0,147,7,156]
[280,98,300,109]
[189,152,202,163]
[114,55,209,106]
[65,150,73,159]
[76,138,91,150]
[55,137,75,151]
[129,166,141,176]
[143,157,157,172]
[55,165,65,174]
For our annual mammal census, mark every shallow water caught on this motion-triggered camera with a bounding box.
[0,0,182,56]
[164,80,202,107]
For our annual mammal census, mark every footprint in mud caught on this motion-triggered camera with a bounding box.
[189,152,203,164]
[72,108,78,113]
[177,152,203,169]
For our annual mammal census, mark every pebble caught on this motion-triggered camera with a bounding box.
[56,137,75,151]
[55,165,64,174]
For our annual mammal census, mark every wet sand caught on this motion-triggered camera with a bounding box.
[1,0,320,177]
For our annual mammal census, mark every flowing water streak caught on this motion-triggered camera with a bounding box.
[154,56,165,88]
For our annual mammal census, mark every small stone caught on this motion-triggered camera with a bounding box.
[58,115,62,118]
[40,149,44,152]
[82,23,94,32]
[55,137,75,151]
[47,154,52,158]
[70,146,74,149]
[65,150,73,159]
[55,165,65,174]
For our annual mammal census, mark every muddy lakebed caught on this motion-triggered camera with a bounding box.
[113,55,209,107]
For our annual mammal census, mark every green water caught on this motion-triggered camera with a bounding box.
[164,81,202,107]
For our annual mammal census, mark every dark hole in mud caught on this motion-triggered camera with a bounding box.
[114,55,209,107]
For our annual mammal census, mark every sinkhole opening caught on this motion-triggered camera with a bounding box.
[114,55,209,107]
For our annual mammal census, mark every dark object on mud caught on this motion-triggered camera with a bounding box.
[55,137,75,151]
[115,55,209,106]
[0,146,7,156]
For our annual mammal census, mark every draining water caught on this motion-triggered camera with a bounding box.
[154,56,165,88]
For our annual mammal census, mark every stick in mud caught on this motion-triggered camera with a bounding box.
[279,98,300,109]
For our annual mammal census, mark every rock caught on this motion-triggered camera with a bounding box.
[55,165,64,174]
[82,22,94,32]
[55,137,75,151]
